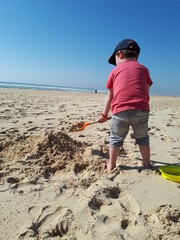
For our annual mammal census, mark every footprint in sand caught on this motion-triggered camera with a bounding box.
[18,205,75,239]
[119,192,141,215]
[10,181,43,194]
[88,186,121,211]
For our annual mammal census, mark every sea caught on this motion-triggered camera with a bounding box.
[0,81,107,94]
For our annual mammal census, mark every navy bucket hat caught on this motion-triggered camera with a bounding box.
[108,39,140,65]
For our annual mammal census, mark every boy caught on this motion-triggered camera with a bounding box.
[98,39,153,171]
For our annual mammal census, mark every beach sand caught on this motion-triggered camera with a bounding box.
[0,88,180,240]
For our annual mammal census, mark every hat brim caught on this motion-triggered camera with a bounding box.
[108,52,116,65]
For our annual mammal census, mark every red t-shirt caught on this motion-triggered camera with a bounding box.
[106,60,153,114]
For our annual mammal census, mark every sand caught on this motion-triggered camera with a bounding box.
[0,88,180,240]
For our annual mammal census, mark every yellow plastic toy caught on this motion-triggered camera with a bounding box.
[159,165,180,183]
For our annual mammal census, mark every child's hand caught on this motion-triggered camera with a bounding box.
[98,113,108,123]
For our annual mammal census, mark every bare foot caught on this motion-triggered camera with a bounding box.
[142,163,153,169]
[106,161,115,171]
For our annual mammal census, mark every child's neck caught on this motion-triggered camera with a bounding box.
[123,57,137,61]
[119,58,137,64]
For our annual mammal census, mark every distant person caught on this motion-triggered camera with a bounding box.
[95,89,97,93]
[98,39,153,171]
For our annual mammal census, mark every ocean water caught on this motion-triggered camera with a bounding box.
[0,81,107,94]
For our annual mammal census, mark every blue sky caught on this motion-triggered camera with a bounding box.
[0,0,180,96]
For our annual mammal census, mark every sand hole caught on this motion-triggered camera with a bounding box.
[88,197,103,210]
[103,186,120,199]
[121,219,129,229]
[73,162,89,174]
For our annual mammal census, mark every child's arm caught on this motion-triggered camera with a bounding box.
[98,88,113,123]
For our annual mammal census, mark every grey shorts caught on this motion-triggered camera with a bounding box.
[110,109,149,147]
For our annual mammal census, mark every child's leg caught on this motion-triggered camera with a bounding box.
[138,144,151,167]
[107,146,120,171]
[108,111,129,171]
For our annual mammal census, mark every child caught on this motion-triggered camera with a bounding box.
[98,39,153,171]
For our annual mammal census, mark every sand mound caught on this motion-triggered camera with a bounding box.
[0,131,87,178]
